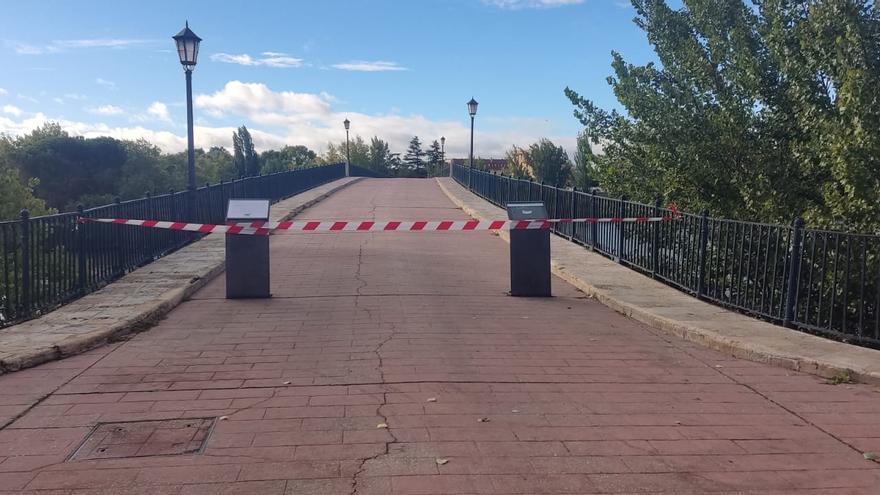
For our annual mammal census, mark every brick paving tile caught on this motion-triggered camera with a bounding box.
[1,179,880,493]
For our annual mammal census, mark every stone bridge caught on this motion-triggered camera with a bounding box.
[0,177,879,493]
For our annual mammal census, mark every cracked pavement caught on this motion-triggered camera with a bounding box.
[0,178,879,494]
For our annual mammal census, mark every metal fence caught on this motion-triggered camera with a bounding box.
[0,163,351,328]
[454,165,880,348]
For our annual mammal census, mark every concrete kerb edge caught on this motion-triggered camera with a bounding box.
[435,178,880,386]
[0,177,363,375]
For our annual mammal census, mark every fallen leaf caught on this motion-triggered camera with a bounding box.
[218,416,228,421]
[511,409,520,413]
[436,458,449,465]
[714,365,723,368]
[376,423,388,429]
[864,452,878,461]
[426,397,437,402]
[477,417,490,423]
[283,381,291,385]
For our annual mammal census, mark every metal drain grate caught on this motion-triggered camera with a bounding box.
[68,417,215,461]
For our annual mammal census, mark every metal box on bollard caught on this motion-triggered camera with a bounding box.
[506,202,551,297]
[225,199,271,299]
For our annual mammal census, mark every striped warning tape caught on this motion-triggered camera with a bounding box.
[78,213,680,236]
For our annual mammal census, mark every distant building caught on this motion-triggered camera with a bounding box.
[448,158,508,172]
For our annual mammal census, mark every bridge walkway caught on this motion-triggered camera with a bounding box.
[0,178,878,493]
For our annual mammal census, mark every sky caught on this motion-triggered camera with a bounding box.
[0,0,655,159]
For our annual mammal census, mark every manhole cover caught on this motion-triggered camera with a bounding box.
[68,417,215,461]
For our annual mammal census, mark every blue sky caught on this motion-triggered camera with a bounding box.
[0,0,654,157]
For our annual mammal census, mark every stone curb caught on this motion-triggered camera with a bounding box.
[436,177,880,386]
[0,177,363,375]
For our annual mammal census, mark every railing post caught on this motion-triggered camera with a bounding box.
[114,197,126,275]
[651,196,662,278]
[783,217,805,327]
[617,196,627,263]
[569,187,576,241]
[76,205,87,293]
[590,194,598,249]
[696,210,709,298]
[19,209,31,314]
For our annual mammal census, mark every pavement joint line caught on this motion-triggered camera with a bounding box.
[45,378,749,397]
[0,342,126,430]
[652,326,872,458]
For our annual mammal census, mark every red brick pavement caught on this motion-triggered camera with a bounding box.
[0,178,879,494]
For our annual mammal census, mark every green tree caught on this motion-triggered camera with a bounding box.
[426,140,443,176]
[403,136,425,172]
[320,142,346,164]
[565,0,880,231]
[117,139,181,199]
[199,146,236,183]
[368,137,391,175]
[6,124,127,209]
[572,133,599,190]
[0,137,53,220]
[503,146,532,179]
[528,139,571,187]
[232,126,260,177]
[348,136,370,168]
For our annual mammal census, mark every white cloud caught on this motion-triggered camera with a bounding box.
[3,105,22,116]
[210,52,303,68]
[482,0,584,8]
[10,38,154,55]
[52,97,64,104]
[194,80,573,157]
[96,78,116,89]
[146,102,171,122]
[196,81,332,122]
[0,88,7,96]
[88,105,124,116]
[17,94,38,103]
[0,80,574,159]
[331,61,408,72]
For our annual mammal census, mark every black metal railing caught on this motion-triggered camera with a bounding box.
[350,165,386,178]
[0,164,347,328]
[454,165,880,348]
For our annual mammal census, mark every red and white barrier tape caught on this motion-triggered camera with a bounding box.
[78,214,679,236]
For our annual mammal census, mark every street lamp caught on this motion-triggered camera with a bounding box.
[441,136,447,177]
[343,118,351,177]
[467,98,478,187]
[173,21,201,218]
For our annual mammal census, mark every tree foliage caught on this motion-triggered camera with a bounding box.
[232,126,260,177]
[0,137,52,220]
[528,139,571,187]
[566,0,880,231]
[368,137,392,175]
[426,140,443,176]
[0,122,322,216]
[572,133,599,190]
[261,145,317,174]
[403,136,425,172]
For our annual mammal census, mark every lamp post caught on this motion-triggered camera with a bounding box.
[343,118,351,177]
[441,136,447,177]
[467,98,478,187]
[173,22,201,219]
